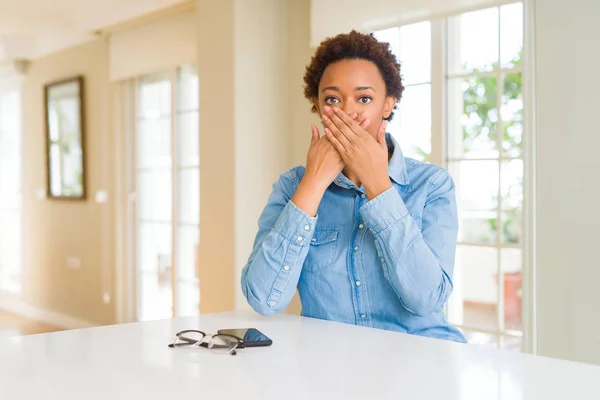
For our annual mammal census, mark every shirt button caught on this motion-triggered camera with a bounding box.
[360,314,366,319]
[304,225,310,231]
[359,224,364,229]
[283,265,290,271]
[356,280,361,286]
[297,236,303,242]
[311,238,316,243]
[361,194,366,199]
[381,257,385,263]
[354,246,359,251]
[337,179,342,184]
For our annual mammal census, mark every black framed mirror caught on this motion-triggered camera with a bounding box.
[44,76,86,200]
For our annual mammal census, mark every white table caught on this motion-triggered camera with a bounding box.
[1,311,599,399]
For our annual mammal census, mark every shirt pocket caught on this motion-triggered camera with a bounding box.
[303,229,339,273]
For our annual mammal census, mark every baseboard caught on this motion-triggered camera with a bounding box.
[0,293,97,330]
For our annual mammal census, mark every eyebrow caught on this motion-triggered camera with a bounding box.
[321,86,376,93]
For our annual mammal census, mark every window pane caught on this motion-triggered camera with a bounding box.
[373,27,399,61]
[0,90,22,294]
[0,92,19,132]
[138,222,172,273]
[139,272,172,321]
[399,22,431,85]
[138,169,172,222]
[449,161,499,244]
[501,160,523,244]
[176,281,200,317]
[390,84,431,161]
[501,73,523,157]
[501,249,522,332]
[374,23,431,86]
[501,3,523,68]
[178,168,199,225]
[176,225,199,282]
[177,112,199,167]
[448,77,498,159]
[137,118,171,169]
[448,8,499,74]
[50,144,62,196]
[453,245,498,331]
[139,72,171,118]
[177,64,199,111]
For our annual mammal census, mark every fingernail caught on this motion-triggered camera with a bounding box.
[323,106,331,112]
[365,119,370,125]
[322,114,329,121]
[351,112,358,119]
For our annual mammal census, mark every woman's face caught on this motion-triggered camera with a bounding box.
[315,59,396,139]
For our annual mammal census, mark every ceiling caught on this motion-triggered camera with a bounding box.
[0,0,189,62]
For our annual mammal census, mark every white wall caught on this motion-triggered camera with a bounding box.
[534,0,600,365]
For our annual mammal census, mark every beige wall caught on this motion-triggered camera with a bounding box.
[22,38,116,326]
[533,0,600,365]
[196,0,236,313]
[284,0,317,315]
[287,0,320,168]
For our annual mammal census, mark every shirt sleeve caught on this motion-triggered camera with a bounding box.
[359,169,458,317]
[241,169,317,315]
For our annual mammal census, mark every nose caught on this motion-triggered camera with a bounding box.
[341,104,356,116]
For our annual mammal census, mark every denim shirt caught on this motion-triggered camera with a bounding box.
[241,133,466,343]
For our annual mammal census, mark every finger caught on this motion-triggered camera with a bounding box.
[354,112,365,125]
[322,113,352,150]
[310,124,320,145]
[331,107,364,137]
[356,113,371,129]
[377,120,389,148]
[325,107,357,142]
[353,112,371,129]
[324,127,346,158]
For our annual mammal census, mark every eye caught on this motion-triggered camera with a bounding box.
[358,96,373,104]
[325,97,340,105]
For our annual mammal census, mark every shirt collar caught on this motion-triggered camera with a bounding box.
[332,132,410,189]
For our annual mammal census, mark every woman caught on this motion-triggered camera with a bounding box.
[241,30,466,343]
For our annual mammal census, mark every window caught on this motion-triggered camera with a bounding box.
[0,87,22,293]
[447,3,523,351]
[135,64,199,321]
[374,22,432,161]
[373,1,525,351]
